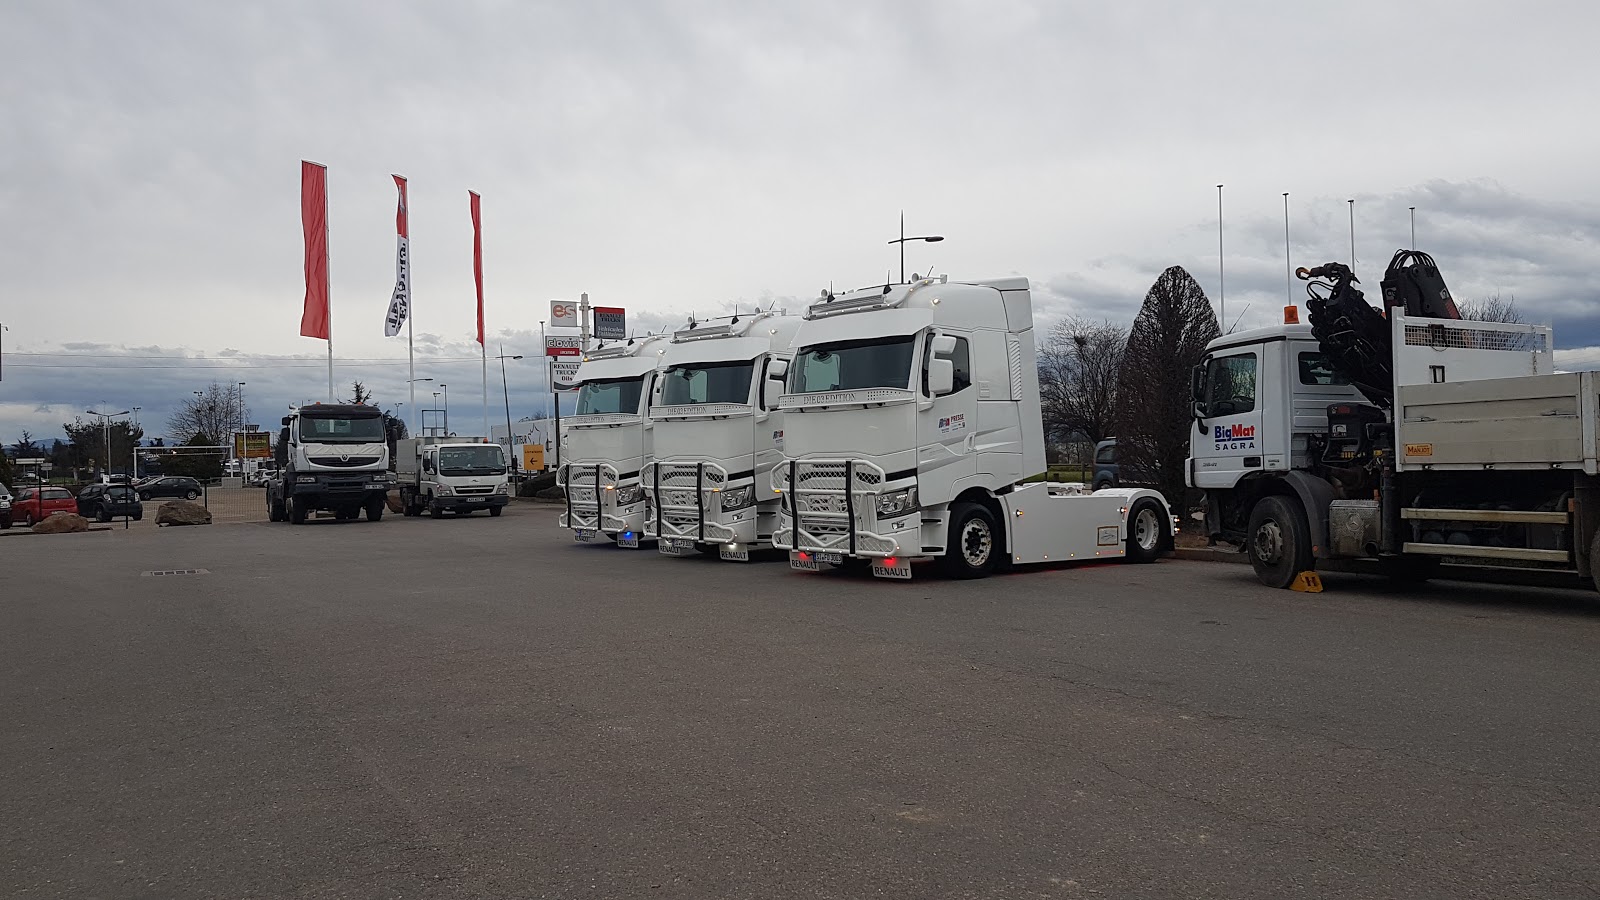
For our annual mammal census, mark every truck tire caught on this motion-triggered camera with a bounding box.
[1589,530,1600,592]
[1125,498,1166,564]
[429,503,443,519]
[1247,495,1313,589]
[939,502,999,579]
[268,494,283,522]
[365,498,384,522]
[289,496,307,525]
[489,506,503,517]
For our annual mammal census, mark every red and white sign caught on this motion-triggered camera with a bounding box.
[550,301,578,325]
[545,334,583,357]
[593,306,626,340]
[552,358,582,388]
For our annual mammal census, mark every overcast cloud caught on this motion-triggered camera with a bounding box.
[3,0,1598,444]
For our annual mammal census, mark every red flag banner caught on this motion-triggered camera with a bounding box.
[299,161,330,340]
[470,191,484,345]
[383,175,410,337]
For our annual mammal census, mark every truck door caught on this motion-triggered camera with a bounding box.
[916,332,979,499]
[1192,350,1262,489]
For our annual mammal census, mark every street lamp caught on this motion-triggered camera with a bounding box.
[237,382,247,474]
[440,383,449,435]
[887,212,944,284]
[86,408,130,480]
[132,407,141,479]
[494,345,524,476]
[406,377,433,435]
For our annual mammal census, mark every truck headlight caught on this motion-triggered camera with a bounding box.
[435,484,454,495]
[875,486,918,516]
[493,483,510,495]
[615,484,643,505]
[720,485,755,511]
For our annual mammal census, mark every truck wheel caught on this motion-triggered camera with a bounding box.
[1247,495,1313,589]
[489,506,503,518]
[429,504,443,519]
[939,502,998,579]
[267,494,283,522]
[1589,530,1600,592]
[289,496,307,525]
[1125,499,1166,564]
[365,498,384,522]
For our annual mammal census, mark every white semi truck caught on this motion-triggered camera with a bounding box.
[1189,254,1600,590]
[267,403,393,523]
[772,276,1174,580]
[640,312,803,561]
[395,437,511,518]
[557,334,670,547]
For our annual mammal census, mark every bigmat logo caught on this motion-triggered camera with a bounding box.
[1214,423,1256,450]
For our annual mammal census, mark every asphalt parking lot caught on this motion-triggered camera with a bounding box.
[5,503,1600,899]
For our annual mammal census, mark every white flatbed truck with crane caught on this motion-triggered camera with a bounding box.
[1190,251,1600,590]
[557,335,670,547]
[772,275,1174,580]
[640,311,802,561]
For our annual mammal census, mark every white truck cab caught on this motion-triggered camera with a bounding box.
[773,276,1173,580]
[557,334,669,547]
[641,311,802,561]
[396,437,511,518]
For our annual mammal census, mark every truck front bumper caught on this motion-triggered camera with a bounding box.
[432,494,508,512]
[287,473,392,496]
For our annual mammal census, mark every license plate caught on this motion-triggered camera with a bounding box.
[469,497,484,503]
[573,529,593,543]
[720,545,749,562]
[814,551,843,565]
[617,532,639,549]
[789,552,819,571]
[660,537,695,555]
[872,561,912,580]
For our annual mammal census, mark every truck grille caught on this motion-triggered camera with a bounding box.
[308,456,381,467]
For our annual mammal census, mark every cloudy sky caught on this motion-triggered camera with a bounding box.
[4,0,1598,446]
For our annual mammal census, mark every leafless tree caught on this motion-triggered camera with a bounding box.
[1457,293,1522,324]
[1116,266,1220,508]
[347,381,375,405]
[1038,317,1127,453]
[167,382,248,444]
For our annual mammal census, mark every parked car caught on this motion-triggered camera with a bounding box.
[11,486,78,527]
[137,476,203,501]
[1091,438,1159,491]
[77,484,144,522]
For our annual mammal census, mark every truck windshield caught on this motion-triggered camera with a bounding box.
[299,416,386,443]
[660,360,755,405]
[790,336,916,393]
[438,446,506,475]
[575,377,645,415]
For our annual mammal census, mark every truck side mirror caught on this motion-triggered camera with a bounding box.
[281,416,292,427]
[928,358,955,396]
[275,428,289,465]
[767,358,789,380]
[930,334,957,356]
[1190,362,1208,402]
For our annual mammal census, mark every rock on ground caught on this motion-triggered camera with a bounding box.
[534,486,566,501]
[156,500,213,526]
[32,513,90,534]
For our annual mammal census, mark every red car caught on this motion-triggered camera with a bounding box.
[11,486,78,527]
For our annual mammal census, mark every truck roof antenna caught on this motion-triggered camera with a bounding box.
[1226,303,1251,334]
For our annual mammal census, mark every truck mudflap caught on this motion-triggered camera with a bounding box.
[772,458,900,559]
[641,460,741,546]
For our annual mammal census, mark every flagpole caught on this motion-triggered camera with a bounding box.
[325,168,334,402]
[481,342,489,439]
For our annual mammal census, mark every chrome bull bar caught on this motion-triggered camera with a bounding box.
[558,462,619,531]
[773,458,898,557]
[641,460,737,543]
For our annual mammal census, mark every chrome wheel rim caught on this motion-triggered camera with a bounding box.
[1134,508,1160,551]
[960,518,993,568]
[1253,520,1284,564]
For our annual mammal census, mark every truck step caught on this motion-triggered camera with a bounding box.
[1401,507,1568,525]
[1401,542,1570,563]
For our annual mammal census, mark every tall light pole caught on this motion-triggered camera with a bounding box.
[887,212,944,284]
[237,381,247,472]
[495,345,524,476]
[0,323,8,381]
[131,406,141,479]
[432,391,442,436]
[406,377,433,435]
[86,408,129,479]
[440,383,448,435]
